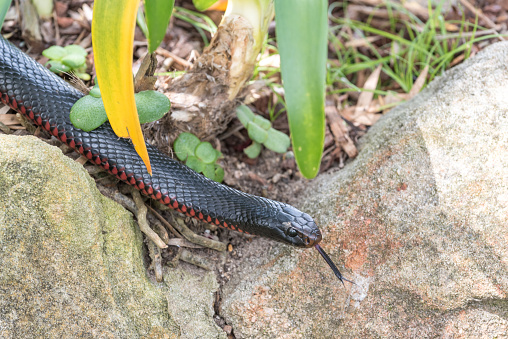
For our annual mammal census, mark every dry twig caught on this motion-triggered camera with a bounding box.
[131,189,168,249]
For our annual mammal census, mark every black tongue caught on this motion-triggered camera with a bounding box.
[315,244,355,286]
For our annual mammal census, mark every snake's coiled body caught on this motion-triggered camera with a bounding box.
[0,38,322,248]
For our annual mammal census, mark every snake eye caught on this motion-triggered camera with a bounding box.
[287,227,298,237]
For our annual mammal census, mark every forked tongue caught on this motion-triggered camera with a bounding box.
[315,244,355,286]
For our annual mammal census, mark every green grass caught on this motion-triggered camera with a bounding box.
[173,6,217,46]
[326,0,504,97]
[249,0,503,125]
[250,38,287,121]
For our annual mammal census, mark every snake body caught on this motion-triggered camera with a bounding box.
[0,37,322,248]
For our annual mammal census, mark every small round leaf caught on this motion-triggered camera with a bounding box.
[214,165,224,183]
[46,61,71,74]
[215,149,223,160]
[243,141,262,159]
[202,163,216,180]
[70,95,108,131]
[263,128,291,153]
[186,156,205,173]
[64,44,88,57]
[174,132,200,161]
[247,121,268,143]
[42,46,67,60]
[76,72,91,81]
[135,91,171,124]
[236,105,255,127]
[89,83,101,98]
[61,54,86,69]
[252,114,271,130]
[195,142,218,164]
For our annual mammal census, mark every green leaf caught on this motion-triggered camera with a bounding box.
[64,45,88,57]
[214,165,224,183]
[174,132,200,161]
[252,114,271,130]
[145,0,175,53]
[236,105,255,127]
[61,54,86,69]
[263,128,290,153]
[32,0,53,19]
[202,163,215,180]
[136,6,149,38]
[0,0,12,28]
[247,121,268,143]
[195,142,218,164]
[43,46,67,60]
[192,0,218,11]
[135,91,170,124]
[244,141,262,159]
[201,163,224,182]
[69,95,108,132]
[46,61,71,73]
[275,0,327,178]
[76,72,91,81]
[186,156,205,173]
[89,83,101,98]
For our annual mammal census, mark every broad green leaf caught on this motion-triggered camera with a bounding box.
[0,0,12,28]
[192,0,218,12]
[43,46,67,60]
[214,165,224,182]
[174,132,201,161]
[247,121,268,143]
[202,163,216,180]
[252,114,271,130]
[195,142,218,164]
[61,54,86,69]
[201,163,224,182]
[244,141,262,159]
[236,105,255,127]
[186,156,205,173]
[264,128,290,153]
[92,0,152,174]
[46,60,71,73]
[145,0,175,53]
[70,95,108,132]
[89,83,101,98]
[135,91,170,123]
[75,72,91,81]
[275,0,327,178]
[70,90,169,131]
[64,45,87,57]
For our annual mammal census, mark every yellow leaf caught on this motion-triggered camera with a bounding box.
[92,0,152,175]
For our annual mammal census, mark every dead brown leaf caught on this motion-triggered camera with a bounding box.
[408,65,429,99]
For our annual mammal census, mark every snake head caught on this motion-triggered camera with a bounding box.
[266,204,322,248]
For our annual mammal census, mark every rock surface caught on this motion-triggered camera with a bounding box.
[1,40,507,339]
[220,42,508,337]
[0,135,225,339]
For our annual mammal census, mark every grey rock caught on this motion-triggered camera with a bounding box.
[0,135,225,338]
[220,42,508,337]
